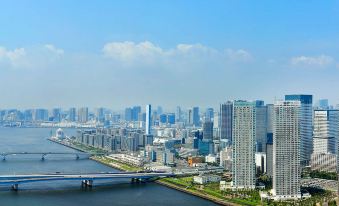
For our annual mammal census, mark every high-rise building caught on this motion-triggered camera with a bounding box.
[232,100,256,189]
[205,108,214,122]
[313,109,339,154]
[255,100,267,152]
[145,104,151,135]
[266,133,273,177]
[193,107,200,127]
[52,108,61,122]
[285,94,313,166]
[203,121,213,140]
[176,106,182,122]
[69,107,76,122]
[78,107,89,123]
[33,109,49,121]
[167,113,175,124]
[316,99,329,109]
[96,107,105,123]
[266,104,274,134]
[220,101,233,141]
[213,111,220,140]
[272,101,301,200]
[132,106,141,121]
[124,107,132,121]
[188,108,193,125]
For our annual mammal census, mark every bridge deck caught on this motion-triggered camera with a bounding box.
[0,172,174,186]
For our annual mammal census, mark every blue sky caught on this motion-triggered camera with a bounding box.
[0,0,339,109]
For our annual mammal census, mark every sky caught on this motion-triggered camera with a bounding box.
[0,0,339,110]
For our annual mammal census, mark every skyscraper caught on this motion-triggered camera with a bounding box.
[78,107,89,123]
[124,107,132,121]
[203,121,213,140]
[272,101,301,200]
[193,107,200,127]
[145,104,151,135]
[255,100,267,152]
[52,108,61,122]
[313,109,339,154]
[232,100,256,189]
[69,107,76,122]
[175,106,182,122]
[205,108,214,122]
[132,106,141,121]
[285,94,313,166]
[96,107,105,123]
[220,101,233,141]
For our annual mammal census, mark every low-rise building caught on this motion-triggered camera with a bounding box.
[188,156,204,167]
[311,153,337,173]
[193,174,221,184]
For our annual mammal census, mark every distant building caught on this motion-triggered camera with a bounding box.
[220,147,232,171]
[313,110,339,154]
[193,107,200,127]
[205,108,214,122]
[96,107,105,123]
[272,101,301,200]
[232,100,256,190]
[285,94,313,166]
[255,152,266,174]
[77,107,88,123]
[33,109,49,121]
[266,133,273,177]
[69,107,76,122]
[145,104,151,135]
[52,108,61,122]
[167,113,175,124]
[124,107,133,121]
[255,100,267,152]
[203,121,213,140]
[316,99,329,109]
[220,101,233,141]
[311,153,337,173]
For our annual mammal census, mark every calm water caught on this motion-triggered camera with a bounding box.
[0,128,217,206]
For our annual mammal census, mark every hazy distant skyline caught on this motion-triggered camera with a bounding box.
[0,1,339,109]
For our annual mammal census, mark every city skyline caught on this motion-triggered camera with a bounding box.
[1,1,339,108]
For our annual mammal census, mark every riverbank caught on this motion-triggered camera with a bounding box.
[48,138,87,153]
[156,179,239,206]
[49,139,242,206]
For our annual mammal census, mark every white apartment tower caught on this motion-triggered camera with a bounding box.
[232,100,256,189]
[272,101,301,200]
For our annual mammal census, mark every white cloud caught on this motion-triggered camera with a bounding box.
[44,44,64,56]
[0,47,26,67]
[102,41,252,68]
[290,55,334,67]
[225,49,253,62]
[103,41,163,61]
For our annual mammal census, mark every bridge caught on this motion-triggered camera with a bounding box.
[0,172,175,190]
[0,152,105,161]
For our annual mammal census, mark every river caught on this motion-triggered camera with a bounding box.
[0,127,218,206]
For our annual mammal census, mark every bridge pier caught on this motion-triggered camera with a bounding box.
[12,184,18,191]
[82,180,93,187]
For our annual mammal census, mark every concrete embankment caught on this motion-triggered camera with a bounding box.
[47,138,87,153]
[155,180,238,206]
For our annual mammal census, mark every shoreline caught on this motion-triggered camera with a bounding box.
[51,139,236,206]
[155,180,238,206]
[47,138,87,153]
